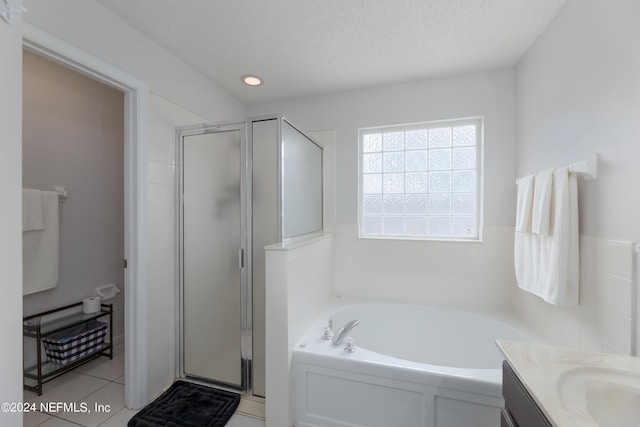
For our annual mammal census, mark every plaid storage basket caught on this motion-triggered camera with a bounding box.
[42,320,108,365]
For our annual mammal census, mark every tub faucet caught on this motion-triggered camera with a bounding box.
[332,319,360,346]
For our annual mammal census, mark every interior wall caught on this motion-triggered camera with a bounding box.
[19,0,247,407]
[513,0,640,350]
[24,0,245,123]
[22,51,125,346]
[265,234,335,427]
[248,69,516,308]
[147,93,206,399]
[0,14,25,427]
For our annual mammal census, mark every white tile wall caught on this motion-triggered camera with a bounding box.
[264,234,334,427]
[146,94,206,399]
[600,240,634,354]
[334,224,514,309]
[513,236,637,355]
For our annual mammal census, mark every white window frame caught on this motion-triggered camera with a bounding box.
[358,117,484,242]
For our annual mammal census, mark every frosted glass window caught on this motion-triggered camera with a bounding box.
[428,171,451,193]
[363,216,382,234]
[405,130,428,149]
[383,173,404,193]
[405,150,427,171]
[383,132,404,151]
[453,193,476,215]
[429,127,452,148]
[429,149,452,171]
[406,195,428,215]
[383,216,404,235]
[363,134,382,152]
[359,117,482,240]
[363,174,383,194]
[363,153,382,173]
[363,195,383,215]
[383,152,404,172]
[453,125,476,147]
[406,216,427,235]
[383,195,404,215]
[453,147,476,170]
[453,171,476,193]
[429,216,451,236]
[406,172,428,193]
[428,194,451,215]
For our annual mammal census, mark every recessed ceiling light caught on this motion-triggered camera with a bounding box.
[242,75,262,86]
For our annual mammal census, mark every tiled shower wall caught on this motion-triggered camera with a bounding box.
[147,94,205,399]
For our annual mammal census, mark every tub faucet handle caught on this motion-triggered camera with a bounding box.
[321,325,333,341]
[344,337,356,353]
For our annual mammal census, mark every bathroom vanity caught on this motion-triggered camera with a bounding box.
[501,360,552,426]
[497,340,640,427]
[23,302,113,395]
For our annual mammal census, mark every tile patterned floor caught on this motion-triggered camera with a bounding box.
[23,343,264,427]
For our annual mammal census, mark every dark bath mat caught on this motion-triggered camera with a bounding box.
[128,381,241,427]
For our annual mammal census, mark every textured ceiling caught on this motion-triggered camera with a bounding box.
[96,0,566,105]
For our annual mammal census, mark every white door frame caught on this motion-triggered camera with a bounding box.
[22,23,149,409]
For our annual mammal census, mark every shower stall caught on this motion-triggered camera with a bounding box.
[176,116,323,397]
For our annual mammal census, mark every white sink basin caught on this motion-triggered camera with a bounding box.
[557,367,640,427]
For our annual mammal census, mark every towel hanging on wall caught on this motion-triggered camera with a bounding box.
[23,190,60,295]
[515,174,534,233]
[514,166,579,305]
[22,188,45,231]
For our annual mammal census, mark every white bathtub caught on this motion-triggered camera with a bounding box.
[292,299,541,427]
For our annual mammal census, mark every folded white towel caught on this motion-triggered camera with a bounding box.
[531,168,554,235]
[514,166,579,306]
[22,189,45,231]
[23,190,59,295]
[544,167,579,305]
[515,174,534,233]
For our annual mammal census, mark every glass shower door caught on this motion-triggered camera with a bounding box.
[180,126,247,389]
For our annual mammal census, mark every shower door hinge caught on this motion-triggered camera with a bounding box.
[123,259,128,269]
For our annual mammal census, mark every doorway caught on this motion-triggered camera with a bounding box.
[22,48,126,351]
[23,25,149,409]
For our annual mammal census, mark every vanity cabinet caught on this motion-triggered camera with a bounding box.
[502,361,553,427]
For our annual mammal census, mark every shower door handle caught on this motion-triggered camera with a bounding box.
[238,248,245,269]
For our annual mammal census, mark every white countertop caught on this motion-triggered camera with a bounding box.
[496,340,640,427]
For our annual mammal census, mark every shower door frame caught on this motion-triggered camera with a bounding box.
[176,121,253,393]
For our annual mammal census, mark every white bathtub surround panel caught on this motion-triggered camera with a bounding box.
[264,233,334,427]
[600,240,635,355]
[513,236,636,355]
[293,300,539,427]
[334,224,513,309]
[147,94,206,399]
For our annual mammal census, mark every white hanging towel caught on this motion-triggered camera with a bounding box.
[515,174,534,233]
[23,190,60,295]
[514,166,579,305]
[22,189,45,231]
[531,168,554,235]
